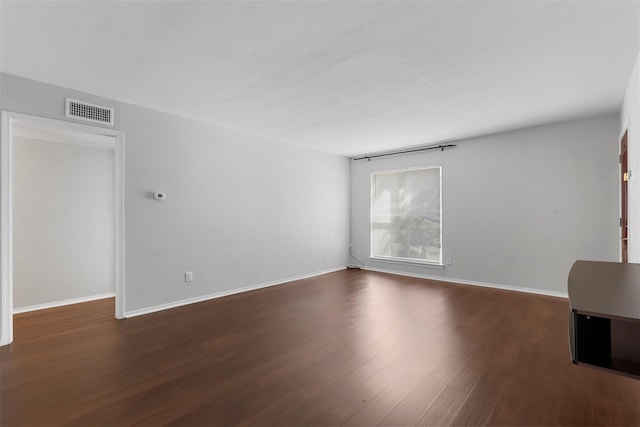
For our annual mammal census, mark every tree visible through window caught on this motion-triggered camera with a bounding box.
[371,166,442,264]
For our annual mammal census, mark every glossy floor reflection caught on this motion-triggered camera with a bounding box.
[2,269,638,425]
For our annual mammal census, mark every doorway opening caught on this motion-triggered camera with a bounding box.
[1,112,125,345]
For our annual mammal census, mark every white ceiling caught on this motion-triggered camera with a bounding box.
[1,1,638,157]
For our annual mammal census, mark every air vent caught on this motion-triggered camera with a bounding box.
[65,98,114,126]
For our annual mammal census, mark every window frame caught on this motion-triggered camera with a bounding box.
[369,165,443,266]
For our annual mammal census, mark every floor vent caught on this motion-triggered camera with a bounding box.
[65,98,114,126]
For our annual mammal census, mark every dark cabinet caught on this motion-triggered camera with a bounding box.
[568,261,640,379]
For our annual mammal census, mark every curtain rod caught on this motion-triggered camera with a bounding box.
[351,144,457,161]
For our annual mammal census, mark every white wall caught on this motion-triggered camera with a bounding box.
[1,72,350,314]
[13,136,114,308]
[0,70,623,312]
[351,115,620,295]
[621,54,639,263]
[119,104,350,311]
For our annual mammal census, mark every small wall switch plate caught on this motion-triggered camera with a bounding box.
[446,257,452,265]
[185,271,193,282]
[154,192,166,200]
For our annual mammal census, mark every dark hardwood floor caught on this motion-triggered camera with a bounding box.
[1,269,638,426]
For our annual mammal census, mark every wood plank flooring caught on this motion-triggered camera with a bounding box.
[1,269,638,426]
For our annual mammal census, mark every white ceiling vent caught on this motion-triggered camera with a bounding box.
[65,98,114,126]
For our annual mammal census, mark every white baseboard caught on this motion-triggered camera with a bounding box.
[13,292,116,314]
[31,266,564,318]
[124,266,347,318]
[362,266,568,299]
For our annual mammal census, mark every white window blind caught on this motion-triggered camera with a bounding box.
[371,166,442,264]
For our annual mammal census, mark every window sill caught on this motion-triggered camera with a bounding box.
[369,256,445,270]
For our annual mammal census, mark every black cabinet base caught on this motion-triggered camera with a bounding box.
[571,310,639,379]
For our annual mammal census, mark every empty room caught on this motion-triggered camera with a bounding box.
[1,0,639,426]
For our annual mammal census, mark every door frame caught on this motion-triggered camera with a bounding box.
[620,121,629,263]
[0,111,125,346]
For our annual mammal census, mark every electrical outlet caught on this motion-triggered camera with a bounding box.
[446,257,452,265]
[185,271,193,282]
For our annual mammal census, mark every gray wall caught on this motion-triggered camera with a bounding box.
[13,136,114,308]
[1,72,350,314]
[0,70,621,307]
[350,114,620,294]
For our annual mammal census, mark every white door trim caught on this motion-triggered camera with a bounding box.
[0,111,125,346]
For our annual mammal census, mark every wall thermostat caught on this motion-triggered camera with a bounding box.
[154,192,166,200]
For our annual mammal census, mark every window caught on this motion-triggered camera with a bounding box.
[371,166,442,265]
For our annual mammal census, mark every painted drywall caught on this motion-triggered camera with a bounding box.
[13,136,114,308]
[0,72,350,314]
[119,104,350,310]
[621,54,639,263]
[351,115,620,294]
